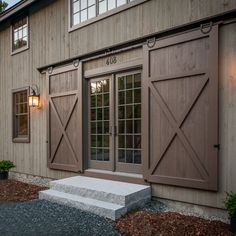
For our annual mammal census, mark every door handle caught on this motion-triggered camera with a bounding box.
[214,144,220,150]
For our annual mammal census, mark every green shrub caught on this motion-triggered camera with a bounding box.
[0,160,15,171]
[224,192,236,218]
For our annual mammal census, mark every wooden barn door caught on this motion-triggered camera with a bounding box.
[47,64,83,172]
[143,25,219,190]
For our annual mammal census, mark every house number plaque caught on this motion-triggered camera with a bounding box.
[106,56,117,66]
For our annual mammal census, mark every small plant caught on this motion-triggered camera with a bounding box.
[0,160,15,172]
[224,192,236,218]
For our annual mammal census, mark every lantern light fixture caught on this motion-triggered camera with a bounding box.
[28,84,40,108]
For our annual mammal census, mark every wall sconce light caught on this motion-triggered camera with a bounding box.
[28,85,40,108]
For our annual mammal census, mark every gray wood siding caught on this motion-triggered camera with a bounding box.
[0,0,236,207]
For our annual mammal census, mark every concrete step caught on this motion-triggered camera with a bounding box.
[49,176,151,208]
[39,176,151,220]
[39,189,126,220]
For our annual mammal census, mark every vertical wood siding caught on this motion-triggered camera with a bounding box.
[0,0,236,207]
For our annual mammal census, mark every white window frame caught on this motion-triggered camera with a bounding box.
[11,16,29,55]
[68,0,149,32]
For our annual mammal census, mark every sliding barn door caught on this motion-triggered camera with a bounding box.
[47,64,83,172]
[143,26,219,190]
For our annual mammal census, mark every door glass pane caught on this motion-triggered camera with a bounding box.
[134,150,141,164]
[126,120,133,133]
[134,89,141,103]
[97,94,103,107]
[89,79,110,162]
[91,148,96,160]
[118,91,125,105]
[91,109,96,120]
[103,135,109,147]
[91,95,96,107]
[91,82,96,94]
[119,121,125,133]
[103,93,109,106]
[126,90,132,104]
[97,121,103,133]
[126,105,133,119]
[91,135,96,147]
[134,73,141,87]
[103,80,109,92]
[134,120,141,133]
[126,75,133,89]
[126,150,133,163]
[118,76,125,90]
[118,106,125,119]
[91,122,96,133]
[104,149,109,161]
[134,135,141,149]
[97,108,102,120]
[117,73,142,164]
[118,150,125,162]
[126,135,133,148]
[104,107,109,120]
[104,121,109,133]
[97,149,103,160]
[134,104,141,118]
[97,135,103,147]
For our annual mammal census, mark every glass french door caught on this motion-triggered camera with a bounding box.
[88,71,142,174]
[115,71,142,173]
[89,75,113,170]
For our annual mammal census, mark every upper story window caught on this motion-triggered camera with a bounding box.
[11,16,29,54]
[71,0,137,28]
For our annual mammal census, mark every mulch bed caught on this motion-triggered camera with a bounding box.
[0,180,47,202]
[113,211,235,236]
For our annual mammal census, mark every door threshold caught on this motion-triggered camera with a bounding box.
[84,169,148,185]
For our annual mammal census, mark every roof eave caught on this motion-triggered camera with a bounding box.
[0,0,37,23]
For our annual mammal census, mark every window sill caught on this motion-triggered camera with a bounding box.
[12,137,30,143]
[69,0,149,33]
[11,45,29,56]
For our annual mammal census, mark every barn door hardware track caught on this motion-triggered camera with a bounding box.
[146,37,156,48]
[200,22,213,34]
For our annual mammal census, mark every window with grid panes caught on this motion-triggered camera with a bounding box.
[12,17,28,52]
[12,88,30,142]
[71,0,136,26]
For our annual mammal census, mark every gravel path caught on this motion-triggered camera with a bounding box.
[1,198,225,236]
[0,200,119,236]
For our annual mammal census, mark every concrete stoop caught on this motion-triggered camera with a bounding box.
[39,176,151,220]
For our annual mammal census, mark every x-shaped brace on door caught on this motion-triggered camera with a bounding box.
[148,74,210,180]
[49,94,79,164]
